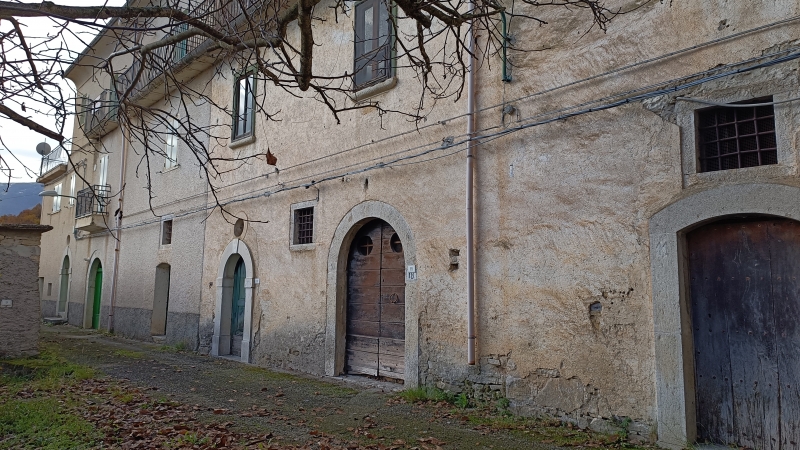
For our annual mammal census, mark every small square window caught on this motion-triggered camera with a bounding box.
[353,0,393,90]
[161,218,173,246]
[232,72,255,141]
[696,97,777,173]
[293,207,314,245]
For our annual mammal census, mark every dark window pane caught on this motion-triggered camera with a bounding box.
[162,219,173,245]
[294,207,314,244]
[696,98,777,172]
[740,152,760,168]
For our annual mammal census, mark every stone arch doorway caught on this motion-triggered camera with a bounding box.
[345,219,406,380]
[687,217,800,449]
[151,263,171,336]
[649,183,800,449]
[86,258,103,330]
[57,254,70,317]
[325,201,419,387]
[212,239,254,363]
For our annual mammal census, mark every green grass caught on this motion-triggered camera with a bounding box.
[113,349,145,359]
[0,347,102,449]
[0,397,101,449]
[399,386,455,404]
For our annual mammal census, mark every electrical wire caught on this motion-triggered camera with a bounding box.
[676,96,800,108]
[104,46,800,235]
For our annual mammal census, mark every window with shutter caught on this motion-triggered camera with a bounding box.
[354,0,393,90]
[165,118,179,169]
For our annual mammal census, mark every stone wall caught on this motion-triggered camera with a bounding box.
[0,225,52,357]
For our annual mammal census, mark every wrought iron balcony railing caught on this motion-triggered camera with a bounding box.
[116,0,265,100]
[39,145,68,177]
[80,89,118,139]
[75,184,111,219]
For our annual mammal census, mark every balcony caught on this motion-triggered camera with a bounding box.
[75,184,111,232]
[81,89,118,139]
[115,0,277,106]
[37,145,68,184]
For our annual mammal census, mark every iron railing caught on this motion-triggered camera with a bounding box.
[39,145,68,176]
[80,89,118,138]
[75,184,111,219]
[116,0,266,98]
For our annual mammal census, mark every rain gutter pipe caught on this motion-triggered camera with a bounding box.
[108,121,128,333]
[466,0,477,365]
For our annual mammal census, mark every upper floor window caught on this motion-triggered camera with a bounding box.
[232,72,255,141]
[697,97,777,172]
[52,183,62,212]
[161,217,173,246]
[165,118,179,169]
[293,207,314,245]
[354,0,393,90]
[69,174,76,206]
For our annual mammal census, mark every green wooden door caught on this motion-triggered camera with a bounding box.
[92,266,103,329]
[230,258,246,356]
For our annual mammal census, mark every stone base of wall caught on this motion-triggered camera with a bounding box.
[424,354,654,444]
[41,299,57,318]
[67,301,84,327]
[165,311,200,350]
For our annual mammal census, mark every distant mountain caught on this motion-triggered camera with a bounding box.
[0,183,43,216]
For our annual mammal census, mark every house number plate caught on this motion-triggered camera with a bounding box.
[407,265,417,281]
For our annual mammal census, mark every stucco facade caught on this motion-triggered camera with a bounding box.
[37,1,800,447]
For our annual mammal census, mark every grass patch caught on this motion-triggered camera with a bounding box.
[0,397,101,449]
[399,386,455,404]
[113,349,145,359]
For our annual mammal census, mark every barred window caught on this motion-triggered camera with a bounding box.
[293,207,314,245]
[161,218,173,246]
[697,97,777,172]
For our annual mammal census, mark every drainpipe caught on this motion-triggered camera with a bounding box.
[108,121,128,333]
[466,1,477,365]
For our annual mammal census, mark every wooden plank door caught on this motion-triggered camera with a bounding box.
[231,257,246,357]
[689,218,800,449]
[92,265,103,330]
[346,220,405,380]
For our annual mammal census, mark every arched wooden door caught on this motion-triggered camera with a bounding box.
[346,219,405,380]
[688,218,800,449]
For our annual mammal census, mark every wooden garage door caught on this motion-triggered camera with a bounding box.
[346,220,405,380]
[688,218,800,449]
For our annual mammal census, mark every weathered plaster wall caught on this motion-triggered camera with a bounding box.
[0,225,51,357]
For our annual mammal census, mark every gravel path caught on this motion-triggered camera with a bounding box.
[44,325,560,449]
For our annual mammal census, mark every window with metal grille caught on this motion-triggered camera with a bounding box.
[161,218,173,246]
[697,97,777,172]
[293,207,314,245]
[353,0,393,90]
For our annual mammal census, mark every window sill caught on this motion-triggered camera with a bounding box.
[229,134,255,149]
[161,164,180,174]
[351,77,397,103]
[289,243,316,252]
[48,210,61,216]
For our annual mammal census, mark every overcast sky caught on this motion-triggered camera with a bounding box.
[0,0,125,184]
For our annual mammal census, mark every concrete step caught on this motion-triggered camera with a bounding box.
[152,335,167,344]
[43,317,67,325]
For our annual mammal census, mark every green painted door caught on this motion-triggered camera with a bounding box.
[92,266,103,329]
[230,258,246,356]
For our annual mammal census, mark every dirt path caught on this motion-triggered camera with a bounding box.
[42,325,640,450]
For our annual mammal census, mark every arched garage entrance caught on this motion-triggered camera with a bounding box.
[688,217,800,449]
[212,239,254,363]
[345,219,406,380]
[649,183,800,449]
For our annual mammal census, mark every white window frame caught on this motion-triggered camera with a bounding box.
[160,215,174,247]
[69,174,76,206]
[52,183,62,212]
[98,154,109,187]
[164,118,179,170]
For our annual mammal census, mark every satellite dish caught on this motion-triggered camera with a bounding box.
[36,142,52,156]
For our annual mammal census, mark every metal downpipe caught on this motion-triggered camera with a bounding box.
[466,2,477,365]
[108,123,128,333]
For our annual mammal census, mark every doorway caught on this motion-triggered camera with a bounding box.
[345,219,405,380]
[688,218,800,449]
[151,264,171,336]
[58,255,70,317]
[230,257,246,357]
[87,260,103,330]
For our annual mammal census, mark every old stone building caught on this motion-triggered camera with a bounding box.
[1,224,52,357]
[36,1,800,448]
